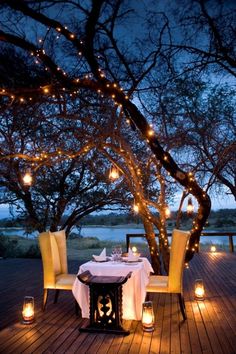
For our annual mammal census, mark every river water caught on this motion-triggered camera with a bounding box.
[0,226,233,245]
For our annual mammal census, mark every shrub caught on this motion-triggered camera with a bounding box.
[22,244,41,258]
[0,234,19,258]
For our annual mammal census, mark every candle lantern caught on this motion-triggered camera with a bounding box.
[194,279,205,300]
[210,245,216,253]
[22,296,35,324]
[142,301,154,332]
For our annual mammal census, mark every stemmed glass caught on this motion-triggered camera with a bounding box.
[111,245,122,262]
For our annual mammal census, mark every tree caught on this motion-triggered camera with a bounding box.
[0,98,132,235]
[0,0,213,265]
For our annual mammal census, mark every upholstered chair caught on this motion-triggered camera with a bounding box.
[38,230,77,311]
[146,229,190,320]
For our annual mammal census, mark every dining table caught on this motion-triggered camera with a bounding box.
[72,257,154,321]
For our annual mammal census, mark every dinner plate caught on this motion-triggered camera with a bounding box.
[123,258,142,263]
[92,258,110,262]
[123,259,142,264]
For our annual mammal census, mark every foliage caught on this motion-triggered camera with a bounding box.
[0,234,40,258]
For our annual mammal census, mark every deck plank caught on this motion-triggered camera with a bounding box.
[0,252,235,353]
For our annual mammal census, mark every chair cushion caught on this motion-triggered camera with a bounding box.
[56,274,77,290]
[146,275,169,292]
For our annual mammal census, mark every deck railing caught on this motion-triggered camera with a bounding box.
[126,231,235,253]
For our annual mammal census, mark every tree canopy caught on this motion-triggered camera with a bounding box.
[0,0,235,266]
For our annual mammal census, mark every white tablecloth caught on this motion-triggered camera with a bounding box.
[72,258,153,320]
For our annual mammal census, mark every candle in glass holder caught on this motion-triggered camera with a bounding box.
[194,279,205,300]
[210,245,216,253]
[22,296,35,324]
[142,301,154,332]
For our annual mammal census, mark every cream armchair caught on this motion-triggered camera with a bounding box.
[146,229,190,320]
[38,230,77,311]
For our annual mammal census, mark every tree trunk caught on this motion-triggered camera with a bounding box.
[143,219,161,274]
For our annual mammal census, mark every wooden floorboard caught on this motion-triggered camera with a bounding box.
[0,252,235,353]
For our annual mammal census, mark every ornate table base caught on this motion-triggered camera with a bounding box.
[77,270,132,335]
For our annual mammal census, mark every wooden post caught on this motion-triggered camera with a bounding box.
[229,235,234,253]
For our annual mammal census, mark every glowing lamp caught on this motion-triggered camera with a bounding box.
[210,245,216,253]
[187,197,194,216]
[109,166,119,180]
[131,246,140,258]
[22,296,35,324]
[194,279,205,300]
[23,170,33,186]
[142,301,154,332]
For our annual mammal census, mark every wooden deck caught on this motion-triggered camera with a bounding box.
[0,252,235,353]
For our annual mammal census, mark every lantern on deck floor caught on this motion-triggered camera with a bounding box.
[210,245,216,253]
[142,301,154,332]
[22,296,35,324]
[194,279,205,301]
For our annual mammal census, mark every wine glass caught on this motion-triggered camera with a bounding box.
[111,246,118,262]
[116,245,122,262]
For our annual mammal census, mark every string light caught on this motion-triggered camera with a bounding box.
[148,129,154,136]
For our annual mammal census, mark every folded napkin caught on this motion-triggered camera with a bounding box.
[127,247,139,261]
[93,248,106,262]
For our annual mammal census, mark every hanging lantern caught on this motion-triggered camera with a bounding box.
[133,202,139,213]
[142,301,154,332]
[194,279,205,300]
[187,197,194,216]
[23,169,33,186]
[165,205,171,218]
[109,165,119,180]
[22,296,35,324]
